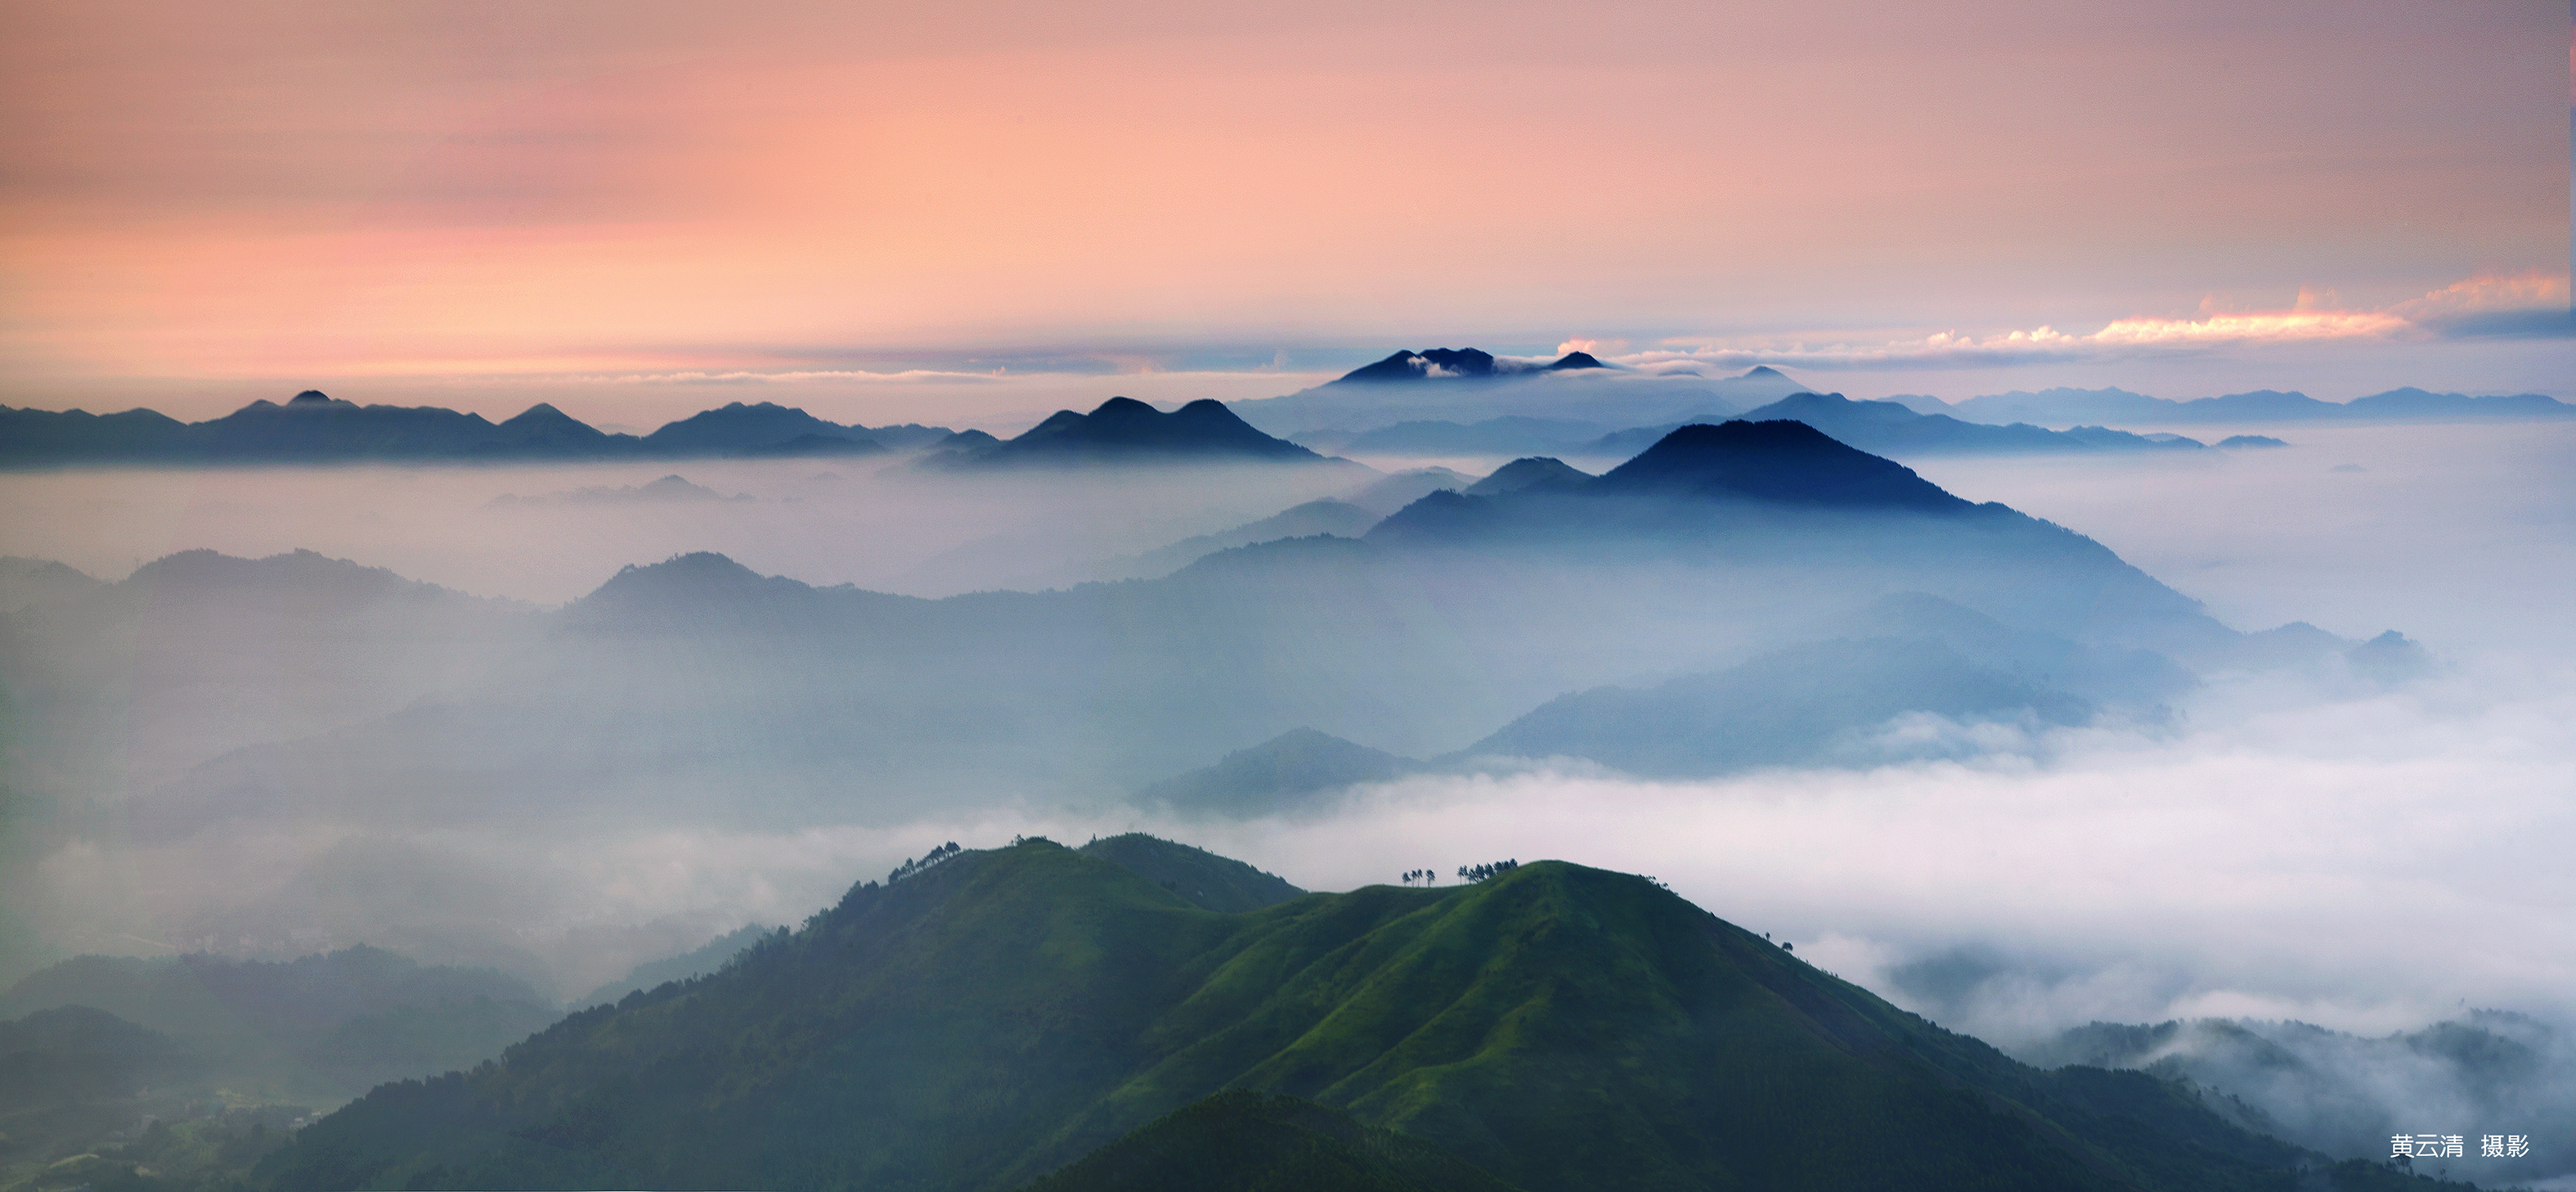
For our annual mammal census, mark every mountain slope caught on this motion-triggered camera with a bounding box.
[573,924,775,1010]
[1075,834,1306,913]
[1015,1089,1519,1192]
[258,841,2371,1192]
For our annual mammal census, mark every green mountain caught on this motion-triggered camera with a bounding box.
[1014,1089,1519,1192]
[252,839,2451,1192]
[573,923,774,1010]
[1075,834,1306,913]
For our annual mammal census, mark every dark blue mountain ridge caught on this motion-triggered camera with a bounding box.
[1333,348,1605,383]
[1591,419,1972,510]
[0,394,954,466]
[638,401,877,452]
[1354,421,2254,663]
[1731,392,2206,456]
[923,396,1331,467]
[1951,385,2573,427]
[1464,456,1591,496]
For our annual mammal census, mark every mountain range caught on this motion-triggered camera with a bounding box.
[2020,1011,2572,1189]
[1,421,2406,856]
[249,837,2441,1191]
[1232,360,1813,439]
[1297,392,2215,461]
[0,947,558,1102]
[1719,392,2209,457]
[1242,348,2571,447]
[0,394,954,467]
[1932,385,2574,427]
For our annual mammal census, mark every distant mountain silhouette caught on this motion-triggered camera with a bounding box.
[71,398,2282,835]
[1831,592,2197,707]
[576,924,774,1010]
[2216,434,2287,449]
[0,394,953,466]
[487,475,752,507]
[1344,466,1477,514]
[1570,413,1739,457]
[563,551,899,632]
[0,946,556,1099]
[0,1005,207,1113]
[1231,357,1802,442]
[1139,728,1417,816]
[1591,420,1972,511]
[0,556,103,612]
[2020,1010,2574,1189]
[1950,385,2574,427]
[1463,457,1591,496]
[1097,500,1382,581]
[927,398,1327,467]
[1464,638,2094,778]
[639,402,879,454]
[1730,392,2206,457]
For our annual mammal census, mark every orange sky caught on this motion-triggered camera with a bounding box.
[1,0,2567,425]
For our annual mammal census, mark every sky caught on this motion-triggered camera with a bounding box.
[2,0,2568,429]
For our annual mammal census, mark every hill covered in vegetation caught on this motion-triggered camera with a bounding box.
[254,839,2453,1192]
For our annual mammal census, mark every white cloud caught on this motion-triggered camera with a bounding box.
[1627,270,2568,371]
[1100,656,2576,1044]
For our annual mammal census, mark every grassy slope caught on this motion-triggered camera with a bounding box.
[257,842,2444,1192]
[1014,1089,1519,1192]
[1073,833,1305,912]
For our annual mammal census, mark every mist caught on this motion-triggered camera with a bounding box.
[0,457,1370,605]
[2,417,2570,1179]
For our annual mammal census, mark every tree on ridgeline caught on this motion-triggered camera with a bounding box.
[889,841,965,884]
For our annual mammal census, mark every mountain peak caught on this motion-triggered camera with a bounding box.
[260,836,2330,1192]
[1465,456,1592,497]
[574,551,809,620]
[1595,420,1972,511]
[288,389,333,405]
[1334,347,1502,383]
[939,396,1323,467]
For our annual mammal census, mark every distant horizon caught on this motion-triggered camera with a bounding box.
[7,345,2571,438]
[3,1,2565,426]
